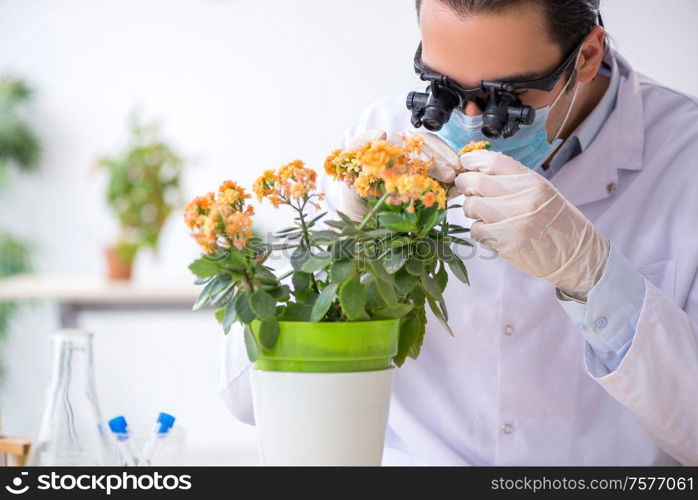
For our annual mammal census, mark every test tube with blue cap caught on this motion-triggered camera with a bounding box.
[142,412,176,465]
[108,416,146,466]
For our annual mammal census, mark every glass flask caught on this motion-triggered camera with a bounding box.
[28,329,113,465]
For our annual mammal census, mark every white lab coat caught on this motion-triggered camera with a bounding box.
[220,52,698,465]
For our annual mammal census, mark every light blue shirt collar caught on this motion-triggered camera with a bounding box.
[546,51,621,176]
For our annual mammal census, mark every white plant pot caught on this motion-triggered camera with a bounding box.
[250,367,394,466]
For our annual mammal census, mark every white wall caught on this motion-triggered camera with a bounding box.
[0,0,695,464]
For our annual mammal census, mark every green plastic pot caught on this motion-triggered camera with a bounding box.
[249,319,399,373]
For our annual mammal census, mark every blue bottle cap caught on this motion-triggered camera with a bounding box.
[156,412,176,434]
[108,416,129,439]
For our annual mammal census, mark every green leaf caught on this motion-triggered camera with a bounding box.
[378,213,415,233]
[309,230,338,244]
[258,318,280,350]
[447,224,470,234]
[192,278,221,311]
[330,259,354,283]
[446,235,474,247]
[394,268,419,295]
[410,285,426,306]
[338,275,367,321]
[267,285,291,302]
[439,240,470,285]
[249,290,277,320]
[373,274,397,306]
[223,300,237,334]
[214,307,226,324]
[228,248,248,268]
[209,279,236,307]
[235,291,255,323]
[383,248,407,274]
[436,262,449,292]
[389,236,411,249]
[408,307,427,359]
[255,266,279,285]
[310,283,339,322]
[332,238,355,261]
[292,272,310,291]
[188,258,221,278]
[365,281,384,308]
[405,258,424,276]
[420,273,447,320]
[244,326,258,362]
[276,225,300,235]
[305,211,328,225]
[280,302,314,321]
[290,246,311,271]
[426,295,453,336]
[301,251,333,273]
[418,207,440,235]
[371,303,414,319]
[363,228,395,239]
[445,254,469,285]
[394,307,426,367]
[368,257,392,283]
[324,220,347,230]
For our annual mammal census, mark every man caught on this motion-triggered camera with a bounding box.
[222,0,698,465]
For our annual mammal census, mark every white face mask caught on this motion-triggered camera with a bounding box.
[438,51,582,173]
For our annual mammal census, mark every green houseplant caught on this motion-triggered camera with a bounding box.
[99,116,183,280]
[184,135,482,465]
[0,76,40,379]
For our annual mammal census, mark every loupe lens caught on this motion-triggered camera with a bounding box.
[482,125,501,139]
[422,106,449,131]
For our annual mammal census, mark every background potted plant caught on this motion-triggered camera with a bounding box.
[184,135,479,465]
[0,75,40,382]
[98,115,183,280]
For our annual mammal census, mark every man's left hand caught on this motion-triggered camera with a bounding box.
[454,149,610,301]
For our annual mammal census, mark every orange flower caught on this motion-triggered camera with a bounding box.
[218,180,250,211]
[384,173,447,213]
[459,140,491,155]
[324,149,361,184]
[253,161,323,208]
[325,134,445,202]
[185,182,256,254]
[223,211,254,250]
[253,170,281,207]
[183,192,215,229]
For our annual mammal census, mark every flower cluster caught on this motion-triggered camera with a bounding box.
[184,181,254,254]
[459,140,491,155]
[324,134,445,212]
[253,159,323,209]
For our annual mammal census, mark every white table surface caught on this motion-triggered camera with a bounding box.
[0,274,199,304]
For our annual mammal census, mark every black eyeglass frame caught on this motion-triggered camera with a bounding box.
[412,12,605,108]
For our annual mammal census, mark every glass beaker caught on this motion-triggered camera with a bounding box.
[28,329,113,465]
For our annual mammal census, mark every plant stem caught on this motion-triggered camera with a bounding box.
[358,192,391,230]
[295,199,320,294]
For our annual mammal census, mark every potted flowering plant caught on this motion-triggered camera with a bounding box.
[184,135,484,465]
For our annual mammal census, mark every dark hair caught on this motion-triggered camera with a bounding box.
[415,0,601,55]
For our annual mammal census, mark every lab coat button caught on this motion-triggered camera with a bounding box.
[502,423,514,435]
[606,182,617,194]
[594,316,609,329]
[504,324,515,336]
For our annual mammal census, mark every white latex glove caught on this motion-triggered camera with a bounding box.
[338,130,461,220]
[454,150,610,301]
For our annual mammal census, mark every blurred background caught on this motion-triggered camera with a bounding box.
[0,0,695,465]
